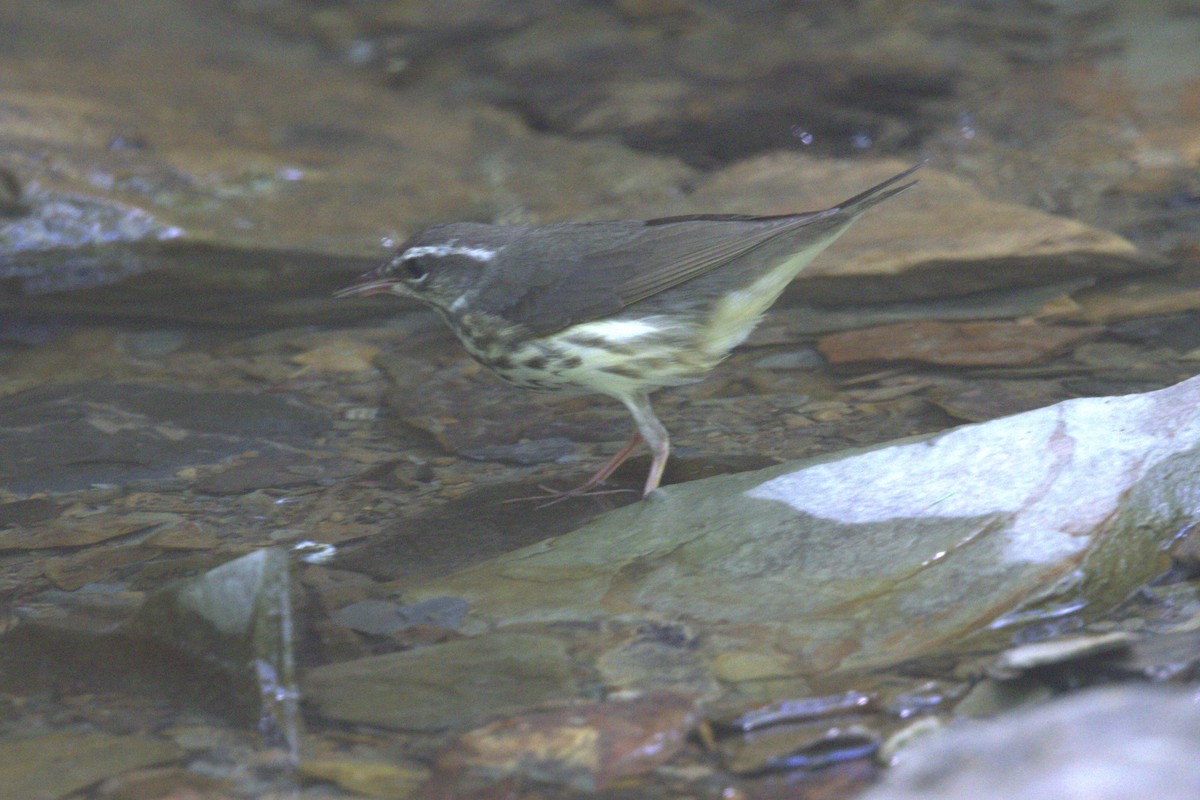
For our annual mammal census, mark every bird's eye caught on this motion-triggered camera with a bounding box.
[399,257,428,283]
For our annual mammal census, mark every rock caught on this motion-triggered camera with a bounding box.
[748,279,1097,338]
[1063,278,1200,324]
[130,548,299,752]
[724,691,876,732]
[0,382,330,493]
[304,633,578,731]
[988,631,1136,680]
[290,340,381,374]
[460,437,580,466]
[817,321,1102,366]
[194,454,357,496]
[595,629,718,698]
[334,597,470,636]
[439,692,698,791]
[0,515,159,552]
[404,374,1200,682]
[0,0,693,278]
[863,687,1200,800]
[299,759,429,800]
[679,157,1152,305]
[927,379,1079,424]
[0,498,62,527]
[721,721,880,774]
[95,766,230,800]
[335,482,617,584]
[0,731,180,800]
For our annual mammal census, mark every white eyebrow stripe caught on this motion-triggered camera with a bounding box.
[402,244,497,261]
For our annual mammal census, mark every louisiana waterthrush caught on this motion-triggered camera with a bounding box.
[336,162,923,498]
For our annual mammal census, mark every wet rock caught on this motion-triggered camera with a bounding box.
[988,631,1135,680]
[290,340,381,374]
[439,692,698,791]
[94,766,231,800]
[0,382,330,493]
[863,686,1200,800]
[304,633,577,731]
[0,193,181,267]
[0,0,693,284]
[0,329,141,397]
[1096,628,1200,683]
[595,629,718,698]
[818,321,1102,367]
[877,717,944,767]
[386,360,626,457]
[122,330,189,358]
[721,721,880,775]
[752,279,1097,338]
[299,758,429,800]
[143,520,223,551]
[405,373,1200,683]
[0,514,160,552]
[0,497,62,527]
[0,731,181,800]
[1168,522,1200,575]
[7,583,145,637]
[723,692,876,733]
[1110,311,1200,356]
[752,349,825,371]
[130,548,299,749]
[194,453,356,495]
[681,157,1151,305]
[42,546,157,592]
[711,650,801,683]
[336,482,620,584]
[461,437,579,466]
[928,379,1079,424]
[317,1,956,166]
[1068,277,1200,324]
[334,597,470,636]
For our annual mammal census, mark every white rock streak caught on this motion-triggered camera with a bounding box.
[748,376,1200,564]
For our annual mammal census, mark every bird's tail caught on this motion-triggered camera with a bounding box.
[835,159,927,216]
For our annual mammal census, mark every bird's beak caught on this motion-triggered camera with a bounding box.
[333,266,396,298]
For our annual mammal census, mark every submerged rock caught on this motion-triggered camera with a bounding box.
[0,731,181,800]
[304,633,578,731]
[0,382,331,493]
[403,374,1200,680]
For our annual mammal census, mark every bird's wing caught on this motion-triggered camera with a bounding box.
[473,211,833,336]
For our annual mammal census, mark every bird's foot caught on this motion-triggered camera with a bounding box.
[502,482,637,509]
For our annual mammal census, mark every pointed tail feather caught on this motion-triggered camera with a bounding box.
[835,159,927,216]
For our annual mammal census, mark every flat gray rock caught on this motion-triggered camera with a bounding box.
[406,375,1200,678]
[0,382,330,493]
[304,633,577,731]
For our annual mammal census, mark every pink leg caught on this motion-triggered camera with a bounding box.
[502,432,644,506]
[622,392,669,496]
[506,392,670,505]
[572,431,644,493]
[641,431,669,495]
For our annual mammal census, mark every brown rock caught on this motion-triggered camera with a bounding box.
[681,156,1150,304]
[440,692,699,791]
[0,516,160,552]
[0,1,693,267]
[818,321,1102,366]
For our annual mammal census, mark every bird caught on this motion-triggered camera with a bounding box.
[336,161,923,499]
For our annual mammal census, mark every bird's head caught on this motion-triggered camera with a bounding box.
[334,222,519,312]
